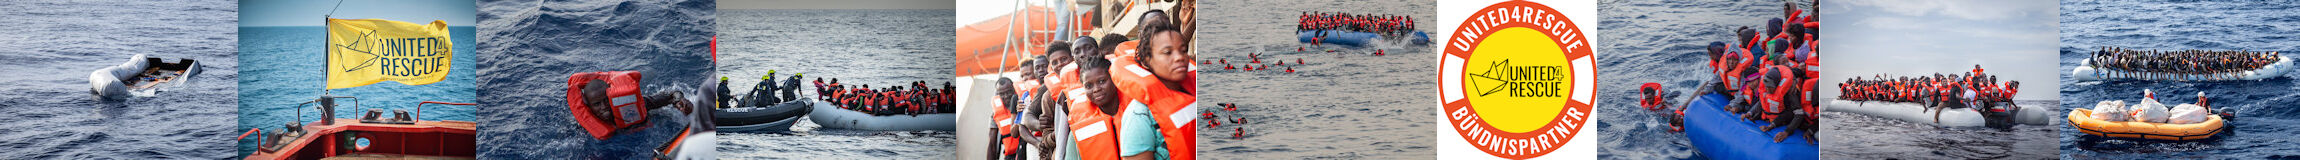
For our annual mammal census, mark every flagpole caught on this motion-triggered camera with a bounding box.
[323,15,331,96]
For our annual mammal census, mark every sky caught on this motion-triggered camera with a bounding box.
[720,0,956,10]
[240,0,478,26]
[1820,0,2061,100]
[950,0,1053,28]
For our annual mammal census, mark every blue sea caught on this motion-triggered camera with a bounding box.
[0,0,238,159]
[1593,0,1810,159]
[1191,0,1437,159]
[2060,0,2300,159]
[475,0,716,159]
[715,9,957,159]
[233,26,480,157]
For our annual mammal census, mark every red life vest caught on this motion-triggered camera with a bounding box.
[566,71,646,140]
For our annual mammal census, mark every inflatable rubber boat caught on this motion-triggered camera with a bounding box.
[2071,56,2293,81]
[713,99,811,133]
[2066,108,2225,141]
[1683,93,1817,160]
[807,99,957,131]
[89,54,201,100]
[1824,100,2055,127]
[1296,30,1430,47]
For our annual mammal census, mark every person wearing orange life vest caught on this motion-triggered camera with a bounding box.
[1112,10,1196,160]
[1973,64,1985,75]
[1064,46,1127,160]
[988,78,1024,160]
[565,71,697,140]
[1050,37,1095,103]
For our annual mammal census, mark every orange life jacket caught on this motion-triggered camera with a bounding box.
[993,100,1020,156]
[1064,86,1121,160]
[566,71,646,140]
[1109,45,1198,160]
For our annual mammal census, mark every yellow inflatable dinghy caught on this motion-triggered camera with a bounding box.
[2066,109,2225,141]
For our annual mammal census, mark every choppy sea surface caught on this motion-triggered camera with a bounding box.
[234,26,480,157]
[1194,0,1436,159]
[475,0,716,159]
[2060,0,2300,159]
[1820,100,2059,159]
[1593,0,1809,159]
[0,0,238,159]
[714,9,957,159]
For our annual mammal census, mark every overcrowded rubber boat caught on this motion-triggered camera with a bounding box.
[1295,12,1429,47]
[1631,2,1819,159]
[88,54,201,100]
[1683,93,1818,160]
[808,98,956,131]
[1832,67,2042,128]
[1824,100,2055,127]
[2071,47,2293,81]
[1295,30,1428,47]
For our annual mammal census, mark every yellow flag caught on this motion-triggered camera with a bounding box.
[326,18,454,89]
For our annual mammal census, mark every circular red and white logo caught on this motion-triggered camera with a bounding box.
[1437,0,1594,159]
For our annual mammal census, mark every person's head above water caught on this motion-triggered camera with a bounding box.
[581,79,612,120]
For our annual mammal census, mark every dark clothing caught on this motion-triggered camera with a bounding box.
[717,81,732,108]
[782,75,802,102]
[751,77,780,105]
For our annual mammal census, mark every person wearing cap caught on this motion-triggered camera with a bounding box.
[718,77,732,108]
[752,71,781,104]
[782,73,804,103]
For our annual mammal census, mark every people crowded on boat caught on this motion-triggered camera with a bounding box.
[815,79,955,116]
[2085,47,2282,80]
[986,9,1197,160]
[715,70,956,117]
[1299,11,1415,36]
[1834,67,2024,124]
[1698,2,1817,143]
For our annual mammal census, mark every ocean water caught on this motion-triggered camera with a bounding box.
[0,0,238,159]
[1819,100,2060,159]
[2060,0,2300,159]
[1194,0,1437,159]
[233,26,480,157]
[475,0,716,159]
[1593,0,1809,159]
[714,9,958,159]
